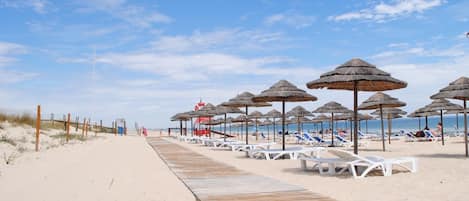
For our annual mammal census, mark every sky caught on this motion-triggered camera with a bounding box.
[0,0,468,129]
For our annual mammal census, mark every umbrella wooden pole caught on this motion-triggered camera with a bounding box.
[418,117,421,130]
[380,105,385,152]
[365,120,368,134]
[425,116,428,129]
[245,106,249,145]
[267,121,270,142]
[463,100,468,157]
[255,118,259,141]
[331,113,334,147]
[456,113,459,131]
[321,122,324,139]
[185,120,188,136]
[297,117,300,136]
[388,115,392,144]
[349,119,352,142]
[282,101,286,151]
[224,113,227,142]
[190,118,193,137]
[440,110,445,146]
[274,117,277,142]
[353,82,358,154]
[179,120,183,137]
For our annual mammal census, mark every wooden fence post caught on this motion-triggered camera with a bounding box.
[85,119,88,137]
[35,105,41,152]
[66,113,71,143]
[114,121,117,136]
[124,121,127,135]
[82,118,86,137]
[75,116,79,132]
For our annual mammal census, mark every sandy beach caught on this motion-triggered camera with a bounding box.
[168,134,469,201]
[0,129,194,201]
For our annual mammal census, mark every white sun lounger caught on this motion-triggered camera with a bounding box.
[299,149,417,178]
[249,147,324,160]
[232,142,276,152]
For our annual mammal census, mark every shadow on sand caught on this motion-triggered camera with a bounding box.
[416,153,468,159]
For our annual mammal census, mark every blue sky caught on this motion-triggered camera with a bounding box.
[0,0,468,128]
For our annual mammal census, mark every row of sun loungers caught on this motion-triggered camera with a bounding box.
[175,135,417,179]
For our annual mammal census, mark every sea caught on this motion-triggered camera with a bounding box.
[210,115,467,135]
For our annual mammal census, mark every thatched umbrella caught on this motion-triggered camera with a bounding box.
[371,107,406,146]
[222,92,271,145]
[431,77,469,156]
[225,117,234,135]
[359,92,406,151]
[411,107,439,129]
[261,119,273,141]
[307,58,407,154]
[361,114,374,134]
[421,99,462,146]
[287,106,314,136]
[253,80,317,151]
[312,114,330,138]
[216,105,243,141]
[334,112,366,141]
[182,111,199,136]
[265,109,282,141]
[313,101,352,146]
[445,109,469,131]
[232,115,247,139]
[193,103,218,138]
[171,112,192,136]
[407,112,423,130]
[248,110,264,140]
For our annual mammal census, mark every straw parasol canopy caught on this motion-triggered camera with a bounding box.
[431,77,469,156]
[313,101,352,146]
[306,58,407,154]
[370,108,407,116]
[358,92,406,110]
[253,80,317,151]
[287,106,314,117]
[370,107,407,148]
[222,92,271,144]
[421,99,462,145]
[248,111,264,139]
[287,105,314,136]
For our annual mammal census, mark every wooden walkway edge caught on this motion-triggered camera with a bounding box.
[147,137,335,201]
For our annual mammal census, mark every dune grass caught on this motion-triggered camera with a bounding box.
[0,135,17,146]
[0,112,35,127]
[50,133,87,142]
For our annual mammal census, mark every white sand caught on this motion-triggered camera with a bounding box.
[0,131,195,201]
[170,134,469,201]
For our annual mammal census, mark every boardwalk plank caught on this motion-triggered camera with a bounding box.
[147,137,335,201]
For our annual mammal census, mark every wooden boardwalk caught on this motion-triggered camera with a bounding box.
[147,137,335,201]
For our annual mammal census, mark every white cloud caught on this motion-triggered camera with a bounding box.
[264,11,315,28]
[0,41,27,67]
[371,46,465,59]
[0,70,37,83]
[151,29,286,53]
[329,0,444,22]
[77,0,171,28]
[0,0,51,14]
[94,52,305,81]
